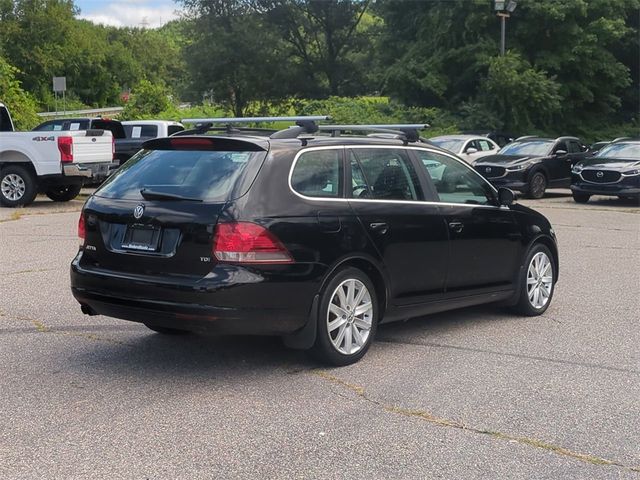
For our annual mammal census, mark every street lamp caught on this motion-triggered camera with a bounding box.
[495,0,517,56]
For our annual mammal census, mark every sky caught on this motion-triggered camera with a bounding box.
[75,0,183,29]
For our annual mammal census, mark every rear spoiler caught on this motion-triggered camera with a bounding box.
[142,136,268,152]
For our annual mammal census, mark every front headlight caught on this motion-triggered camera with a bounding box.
[506,164,526,172]
[621,169,640,176]
[572,164,584,174]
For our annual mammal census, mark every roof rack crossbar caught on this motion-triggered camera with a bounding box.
[318,124,430,143]
[181,116,330,124]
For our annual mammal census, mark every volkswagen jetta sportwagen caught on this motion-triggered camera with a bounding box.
[71,118,559,365]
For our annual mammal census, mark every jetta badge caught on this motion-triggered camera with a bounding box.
[596,171,604,178]
[133,204,145,219]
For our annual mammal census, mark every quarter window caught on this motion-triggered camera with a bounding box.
[349,149,422,201]
[291,149,343,198]
[415,150,495,205]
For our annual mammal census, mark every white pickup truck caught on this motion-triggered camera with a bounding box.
[0,102,115,207]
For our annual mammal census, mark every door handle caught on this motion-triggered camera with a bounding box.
[369,222,389,234]
[448,221,464,233]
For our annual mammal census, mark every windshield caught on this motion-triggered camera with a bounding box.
[499,140,552,156]
[96,149,266,202]
[430,138,464,153]
[597,143,640,160]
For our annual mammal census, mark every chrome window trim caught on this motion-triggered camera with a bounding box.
[288,144,503,209]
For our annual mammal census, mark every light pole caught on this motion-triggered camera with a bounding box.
[495,0,517,56]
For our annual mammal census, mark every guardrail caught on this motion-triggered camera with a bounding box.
[37,107,124,118]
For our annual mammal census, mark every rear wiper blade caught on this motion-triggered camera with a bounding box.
[140,189,202,202]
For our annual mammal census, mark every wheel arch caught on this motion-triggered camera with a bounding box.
[320,255,390,318]
[527,234,559,281]
[0,151,38,177]
[525,164,549,181]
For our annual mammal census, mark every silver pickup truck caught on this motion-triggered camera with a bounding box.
[0,102,115,207]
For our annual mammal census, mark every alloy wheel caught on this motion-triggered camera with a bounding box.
[530,173,546,198]
[326,279,373,355]
[526,252,553,309]
[1,174,26,201]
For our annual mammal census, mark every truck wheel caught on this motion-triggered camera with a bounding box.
[0,165,37,207]
[526,171,547,199]
[45,184,82,202]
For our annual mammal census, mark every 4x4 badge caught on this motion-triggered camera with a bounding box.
[133,204,145,219]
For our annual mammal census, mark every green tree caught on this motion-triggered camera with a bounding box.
[0,57,39,129]
[267,0,375,96]
[475,53,562,133]
[181,1,292,115]
[121,79,176,118]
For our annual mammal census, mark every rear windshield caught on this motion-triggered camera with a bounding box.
[124,124,158,138]
[95,149,266,202]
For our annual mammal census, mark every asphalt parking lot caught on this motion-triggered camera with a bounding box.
[0,190,638,479]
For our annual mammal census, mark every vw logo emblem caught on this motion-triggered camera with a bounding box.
[486,167,492,173]
[596,171,604,178]
[133,204,145,219]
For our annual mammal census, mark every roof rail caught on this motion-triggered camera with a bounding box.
[318,124,430,143]
[181,116,330,124]
[514,135,538,141]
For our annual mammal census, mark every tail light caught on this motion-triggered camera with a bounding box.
[58,136,73,163]
[213,222,293,264]
[78,212,86,246]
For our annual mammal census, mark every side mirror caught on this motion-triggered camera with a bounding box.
[554,149,567,156]
[466,147,478,154]
[497,187,515,206]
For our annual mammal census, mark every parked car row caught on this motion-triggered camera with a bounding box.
[432,133,639,202]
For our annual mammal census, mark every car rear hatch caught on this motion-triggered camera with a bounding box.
[79,136,269,279]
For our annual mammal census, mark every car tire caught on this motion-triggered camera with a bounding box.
[144,323,189,335]
[45,184,82,202]
[526,171,547,199]
[572,193,590,203]
[0,165,38,207]
[312,267,378,366]
[513,243,555,316]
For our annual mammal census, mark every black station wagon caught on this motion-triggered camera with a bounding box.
[71,117,559,365]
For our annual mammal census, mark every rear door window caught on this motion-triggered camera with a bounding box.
[349,148,422,201]
[96,149,266,202]
[291,149,343,198]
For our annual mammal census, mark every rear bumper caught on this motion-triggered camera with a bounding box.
[63,162,116,180]
[70,253,325,335]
